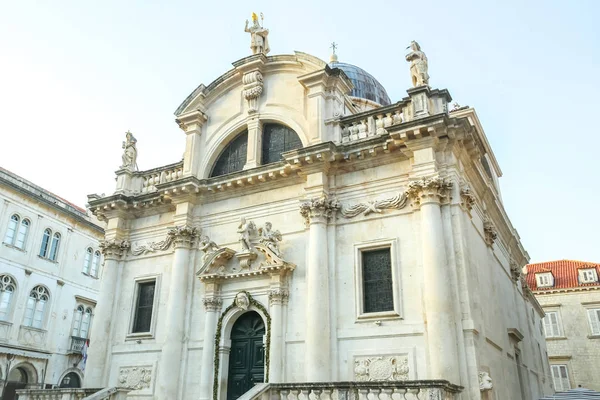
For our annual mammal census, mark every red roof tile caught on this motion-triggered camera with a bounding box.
[526,260,600,291]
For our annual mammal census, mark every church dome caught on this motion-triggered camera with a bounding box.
[329,61,391,106]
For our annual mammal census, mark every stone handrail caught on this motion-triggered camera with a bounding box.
[240,381,462,400]
[340,109,404,144]
[140,161,184,193]
[16,387,129,400]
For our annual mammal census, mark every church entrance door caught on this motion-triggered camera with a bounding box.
[226,311,265,400]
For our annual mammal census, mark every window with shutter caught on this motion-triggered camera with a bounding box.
[543,311,562,337]
[551,365,571,391]
[588,308,600,335]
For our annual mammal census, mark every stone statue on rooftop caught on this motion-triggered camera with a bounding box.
[405,41,430,87]
[244,12,270,55]
[121,130,138,171]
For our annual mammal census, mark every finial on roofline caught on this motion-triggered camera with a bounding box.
[329,42,338,63]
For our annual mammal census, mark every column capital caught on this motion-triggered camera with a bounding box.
[168,225,199,249]
[99,239,130,260]
[202,296,223,312]
[268,288,289,305]
[299,195,340,225]
[406,176,452,208]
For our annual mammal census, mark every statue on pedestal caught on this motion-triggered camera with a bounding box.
[405,41,430,87]
[121,130,138,171]
[244,12,270,55]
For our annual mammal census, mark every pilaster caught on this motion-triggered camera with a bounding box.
[85,239,130,387]
[177,109,208,177]
[199,288,222,400]
[244,117,263,169]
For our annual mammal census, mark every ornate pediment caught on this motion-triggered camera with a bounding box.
[196,219,295,282]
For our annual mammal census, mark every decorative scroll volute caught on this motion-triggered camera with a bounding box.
[100,239,130,260]
[242,70,264,114]
[299,196,340,225]
[405,177,453,207]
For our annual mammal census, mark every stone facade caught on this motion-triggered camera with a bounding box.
[82,48,551,400]
[0,167,104,398]
[527,260,600,391]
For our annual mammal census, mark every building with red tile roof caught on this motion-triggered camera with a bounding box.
[527,260,600,392]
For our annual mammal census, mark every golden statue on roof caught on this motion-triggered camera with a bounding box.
[244,12,270,55]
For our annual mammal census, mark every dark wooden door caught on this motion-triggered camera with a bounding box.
[3,382,26,400]
[226,311,265,400]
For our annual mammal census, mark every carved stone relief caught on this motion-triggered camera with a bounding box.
[406,177,453,207]
[479,371,493,391]
[99,239,130,259]
[299,196,340,225]
[130,225,199,255]
[242,70,264,114]
[483,218,498,246]
[235,292,250,310]
[118,366,152,391]
[197,220,294,282]
[353,355,409,381]
[460,184,476,212]
[340,192,408,218]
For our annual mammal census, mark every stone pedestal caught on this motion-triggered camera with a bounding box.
[84,239,130,387]
[299,196,339,381]
[156,225,198,399]
[407,177,459,383]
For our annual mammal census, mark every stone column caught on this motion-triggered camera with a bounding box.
[244,117,262,169]
[199,290,222,400]
[407,177,460,383]
[299,196,339,381]
[268,288,289,382]
[85,239,130,387]
[156,225,199,399]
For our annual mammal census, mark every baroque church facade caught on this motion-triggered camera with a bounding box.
[81,18,551,400]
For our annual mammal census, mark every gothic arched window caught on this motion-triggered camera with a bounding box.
[39,229,52,258]
[261,123,302,165]
[23,285,50,329]
[72,305,93,338]
[4,215,29,249]
[0,275,16,321]
[83,247,93,274]
[210,130,248,178]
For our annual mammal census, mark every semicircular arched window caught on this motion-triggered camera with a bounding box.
[210,130,248,178]
[261,123,303,165]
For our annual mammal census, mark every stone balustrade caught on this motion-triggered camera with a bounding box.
[16,387,129,400]
[243,381,463,400]
[340,109,404,143]
[140,161,184,193]
[69,336,87,353]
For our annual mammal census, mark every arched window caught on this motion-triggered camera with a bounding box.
[4,214,19,245]
[59,371,81,388]
[39,229,52,258]
[49,232,61,261]
[90,251,101,277]
[261,123,303,164]
[83,248,92,274]
[210,130,248,177]
[15,218,30,249]
[0,275,16,321]
[72,305,93,338]
[23,285,49,329]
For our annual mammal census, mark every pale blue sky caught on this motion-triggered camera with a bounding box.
[1,1,598,262]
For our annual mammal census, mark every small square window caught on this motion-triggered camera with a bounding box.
[579,268,598,284]
[536,272,554,288]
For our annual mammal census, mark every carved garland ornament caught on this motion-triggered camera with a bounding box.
[340,192,408,218]
[130,225,199,255]
[483,219,498,246]
[118,366,152,390]
[213,291,271,400]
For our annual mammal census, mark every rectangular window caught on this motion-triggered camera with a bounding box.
[580,268,598,284]
[587,308,600,336]
[536,273,553,287]
[543,311,562,337]
[132,280,156,333]
[551,365,571,391]
[362,248,394,314]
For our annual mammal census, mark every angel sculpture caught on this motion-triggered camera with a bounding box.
[199,235,220,261]
[258,222,282,256]
[237,218,257,251]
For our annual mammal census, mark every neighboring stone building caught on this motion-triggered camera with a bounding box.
[526,260,600,392]
[0,167,104,399]
[18,23,551,400]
